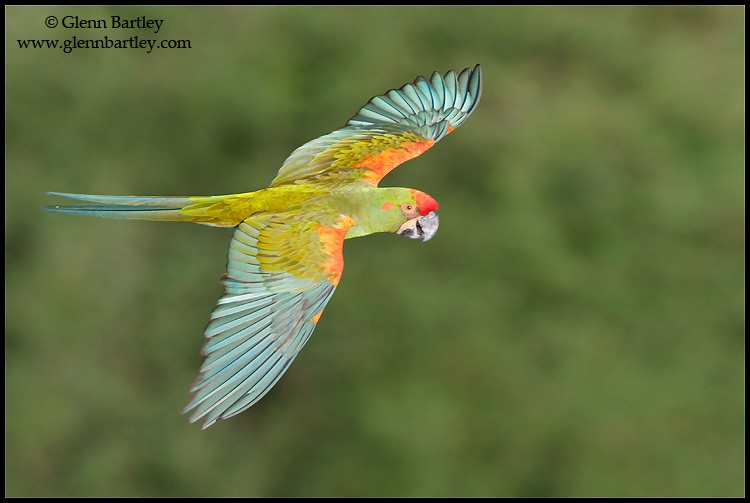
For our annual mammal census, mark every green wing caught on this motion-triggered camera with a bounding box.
[270,65,482,187]
[183,211,352,428]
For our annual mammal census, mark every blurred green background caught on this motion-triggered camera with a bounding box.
[5,5,744,497]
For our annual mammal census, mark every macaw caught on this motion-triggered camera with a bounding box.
[45,65,483,428]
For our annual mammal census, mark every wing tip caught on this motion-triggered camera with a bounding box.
[182,397,218,429]
[347,64,482,129]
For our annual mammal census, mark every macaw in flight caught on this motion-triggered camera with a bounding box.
[45,65,483,428]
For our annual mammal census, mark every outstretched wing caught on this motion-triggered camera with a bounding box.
[271,65,482,188]
[183,211,354,428]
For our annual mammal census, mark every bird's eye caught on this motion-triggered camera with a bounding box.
[400,202,419,217]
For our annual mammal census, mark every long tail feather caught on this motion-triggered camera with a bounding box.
[43,192,194,222]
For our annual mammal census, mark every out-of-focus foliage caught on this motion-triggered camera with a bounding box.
[5,5,744,497]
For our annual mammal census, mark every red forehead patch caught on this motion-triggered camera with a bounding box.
[413,191,439,216]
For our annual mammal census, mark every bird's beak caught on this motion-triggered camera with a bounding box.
[396,211,439,242]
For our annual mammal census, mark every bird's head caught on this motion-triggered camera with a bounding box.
[343,188,439,241]
[380,189,439,242]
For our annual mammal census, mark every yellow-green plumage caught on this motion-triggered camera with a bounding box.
[44,65,482,428]
[180,186,329,226]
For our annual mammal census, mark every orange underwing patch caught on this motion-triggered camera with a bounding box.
[315,215,356,286]
[311,310,323,324]
[359,138,436,185]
